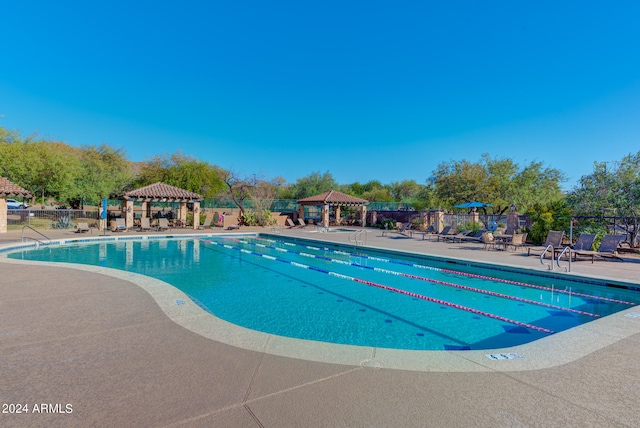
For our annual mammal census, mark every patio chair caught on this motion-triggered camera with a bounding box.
[156,218,171,232]
[111,218,128,232]
[527,230,565,258]
[572,234,626,263]
[138,217,152,232]
[198,215,213,230]
[481,231,498,250]
[297,218,307,228]
[75,222,91,233]
[286,218,296,228]
[505,233,528,251]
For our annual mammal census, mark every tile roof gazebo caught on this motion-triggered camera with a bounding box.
[297,190,368,227]
[0,176,32,233]
[120,182,204,230]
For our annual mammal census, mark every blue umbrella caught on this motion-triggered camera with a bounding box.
[452,201,492,209]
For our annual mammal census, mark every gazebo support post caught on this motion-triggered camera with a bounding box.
[178,202,188,227]
[0,198,7,234]
[299,205,305,223]
[334,206,341,226]
[192,202,200,229]
[322,204,329,227]
[360,206,367,227]
[125,200,134,229]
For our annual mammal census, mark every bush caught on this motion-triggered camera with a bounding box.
[380,218,397,230]
[51,215,74,229]
[241,209,276,226]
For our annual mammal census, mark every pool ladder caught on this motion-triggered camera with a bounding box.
[348,229,367,246]
[556,246,572,272]
[540,244,572,272]
[539,244,554,270]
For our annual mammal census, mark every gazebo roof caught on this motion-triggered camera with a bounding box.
[0,176,32,198]
[121,182,203,202]
[297,190,368,206]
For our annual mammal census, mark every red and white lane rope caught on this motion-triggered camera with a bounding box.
[200,238,555,334]
[254,236,637,306]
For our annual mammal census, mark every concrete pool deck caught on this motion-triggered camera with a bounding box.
[1,226,640,426]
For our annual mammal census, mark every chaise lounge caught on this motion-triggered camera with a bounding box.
[572,234,626,263]
[527,230,564,258]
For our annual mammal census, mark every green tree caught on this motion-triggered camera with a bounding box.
[431,153,565,213]
[136,151,225,197]
[567,153,640,246]
[74,144,134,206]
[289,171,336,199]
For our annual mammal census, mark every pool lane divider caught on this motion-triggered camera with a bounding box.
[233,238,600,319]
[199,238,555,334]
[254,236,637,306]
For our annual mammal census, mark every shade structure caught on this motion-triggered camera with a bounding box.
[119,182,204,230]
[452,201,492,209]
[1,176,33,234]
[297,190,368,227]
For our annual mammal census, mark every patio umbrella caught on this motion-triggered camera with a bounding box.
[452,201,492,209]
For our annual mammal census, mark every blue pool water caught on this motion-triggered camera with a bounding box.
[8,235,640,350]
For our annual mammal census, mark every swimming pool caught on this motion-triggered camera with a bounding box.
[7,234,640,351]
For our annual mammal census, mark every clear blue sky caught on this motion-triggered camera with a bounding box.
[1,1,639,191]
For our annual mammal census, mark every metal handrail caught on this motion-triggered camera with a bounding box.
[349,230,367,246]
[540,244,554,270]
[557,246,572,272]
[21,226,52,246]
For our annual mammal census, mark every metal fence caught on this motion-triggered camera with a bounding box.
[7,209,100,228]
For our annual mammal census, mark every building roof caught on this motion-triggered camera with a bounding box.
[0,176,32,198]
[297,190,368,206]
[121,182,203,202]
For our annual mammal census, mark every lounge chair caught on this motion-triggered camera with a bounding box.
[297,218,307,228]
[572,234,626,263]
[111,218,128,232]
[198,216,213,230]
[138,217,152,232]
[382,222,412,237]
[459,229,487,243]
[156,218,171,232]
[442,230,472,243]
[423,225,451,241]
[527,230,564,258]
[436,226,459,242]
[410,225,436,240]
[286,218,296,228]
[555,233,595,259]
[75,222,91,233]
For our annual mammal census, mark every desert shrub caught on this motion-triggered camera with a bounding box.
[51,215,74,229]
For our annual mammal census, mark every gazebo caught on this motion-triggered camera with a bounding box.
[297,190,368,228]
[119,182,203,230]
[0,176,32,234]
